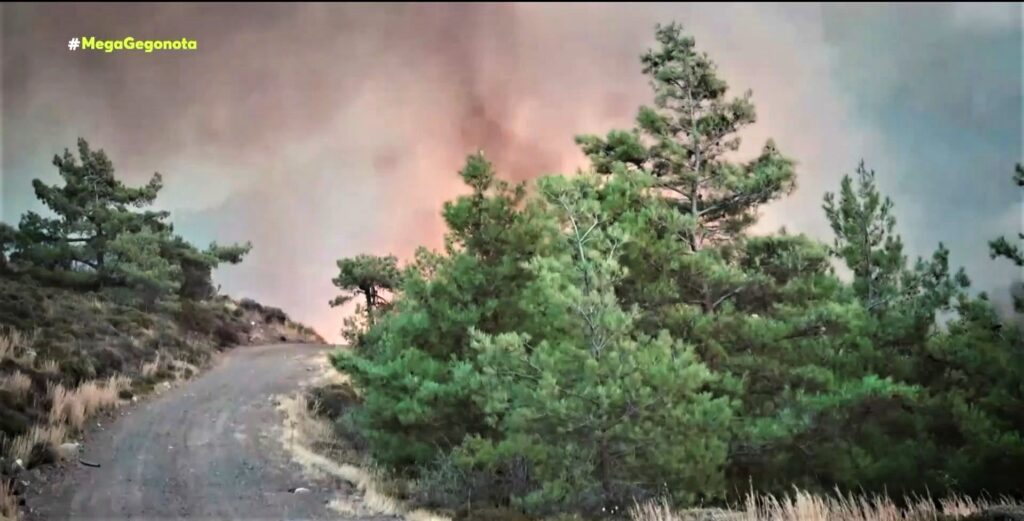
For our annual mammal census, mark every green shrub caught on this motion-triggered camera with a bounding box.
[59,355,96,385]
[262,306,288,324]
[213,323,242,347]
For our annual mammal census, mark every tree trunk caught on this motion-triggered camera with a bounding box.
[598,436,614,510]
[364,287,376,326]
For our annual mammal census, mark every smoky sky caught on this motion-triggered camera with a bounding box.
[2,3,1021,340]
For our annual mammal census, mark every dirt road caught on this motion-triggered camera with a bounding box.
[30,343,379,521]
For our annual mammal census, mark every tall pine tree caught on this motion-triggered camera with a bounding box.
[7,138,251,301]
[578,23,795,253]
[14,139,168,286]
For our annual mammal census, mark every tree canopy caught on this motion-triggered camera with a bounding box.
[330,22,1024,517]
[330,254,400,325]
[1,138,251,304]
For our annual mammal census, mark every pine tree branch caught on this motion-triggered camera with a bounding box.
[710,285,746,311]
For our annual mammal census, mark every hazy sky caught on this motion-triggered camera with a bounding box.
[2,3,1021,340]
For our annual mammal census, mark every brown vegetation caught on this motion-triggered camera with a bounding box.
[0,477,17,520]
[275,358,448,521]
[629,491,1024,521]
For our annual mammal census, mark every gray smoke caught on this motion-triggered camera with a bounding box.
[2,3,1020,339]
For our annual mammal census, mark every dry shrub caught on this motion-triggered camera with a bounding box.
[0,328,33,362]
[0,372,31,399]
[0,335,11,361]
[47,376,131,431]
[106,375,131,394]
[5,423,66,464]
[75,381,112,418]
[141,355,161,378]
[47,383,84,430]
[168,359,197,380]
[275,390,450,521]
[630,499,685,521]
[0,477,19,520]
[36,359,59,375]
[629,489,1020,521]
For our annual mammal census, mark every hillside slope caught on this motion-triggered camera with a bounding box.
[0,273,323,517]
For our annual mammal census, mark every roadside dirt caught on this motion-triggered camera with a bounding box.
[25,343,384,520]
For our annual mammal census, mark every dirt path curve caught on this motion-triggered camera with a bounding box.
[30,343,373,521]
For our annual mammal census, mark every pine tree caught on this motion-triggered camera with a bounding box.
[6,138,251,302]
[14,139,169,285]
[106,227,182,308]
[812,162,1024,497]
[334,154,554,469]
[463,174,732,513]
[918,293,1024,495]
[574,24,798,339]
[823,161,969,343]
[989,164,1024,311]
[823,162,906,313]
[327,22,1024,512]
[330,254,400,326]
[162,237,252,301]
[577,23,795,252]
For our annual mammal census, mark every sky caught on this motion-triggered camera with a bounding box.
[2,3,1021,341]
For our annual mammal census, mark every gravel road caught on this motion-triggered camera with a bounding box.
[29,343,378,521]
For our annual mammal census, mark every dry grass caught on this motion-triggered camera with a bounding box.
[275,360,449,521]
[47,383,85,430]
[0,328,33,362]
[168,358,198,380]
[141,354,195,380]
[4,423,67,464]
[0,372,31,399]
[0,334,11,361]
[0,374,131,491]
[310,355,354,388]
[630,499,687,521]
[0,477,19,521]
[106,374,132,394]
[280,394,336,453]
[139,356,197,387]
[937,497,1000,519]
[36,359,59,375]
[629,489,1019,521]
[141,354,161,378]
[47,375,131,431]
[0,373,132,482]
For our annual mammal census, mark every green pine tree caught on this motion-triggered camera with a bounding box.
[330,254,400,326]
[823,161,969,354]
[333,154,556,469]
[577,23,795,253]
[162,237,252,301]
[106,227,182,308]
[6,138,251,303]
[823,162,906,313]
[462,173,732,513]
[989,164,1024,311]
[14,138,169,286]
[574,24,798,350]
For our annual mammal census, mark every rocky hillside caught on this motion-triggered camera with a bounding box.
[0,273,323,490]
